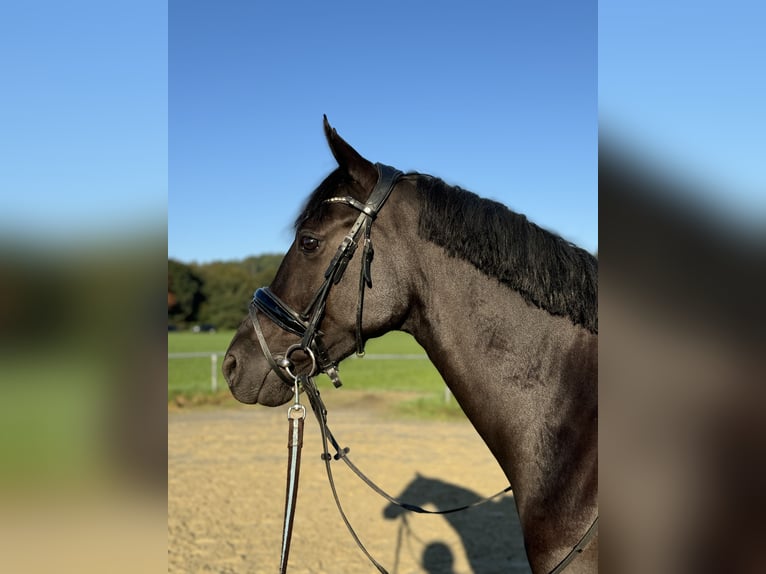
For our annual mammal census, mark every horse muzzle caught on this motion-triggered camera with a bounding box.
[223,321,296,406]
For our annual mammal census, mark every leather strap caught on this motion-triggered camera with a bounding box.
[278,368,307,574]
[301,375,389,574]
[279,411,304,573]
[355,221,374,355]
[250,300,294,386]
[309,163,402,355]
[548,516,599,574]
[299,375,514,573]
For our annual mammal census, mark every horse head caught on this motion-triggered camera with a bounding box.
[222,117,599,572]
[223,117,417,406]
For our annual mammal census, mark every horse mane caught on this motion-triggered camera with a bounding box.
[416,175,598,333]
[294,168,597,333]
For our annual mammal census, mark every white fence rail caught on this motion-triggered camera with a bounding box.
[169,352,223,391]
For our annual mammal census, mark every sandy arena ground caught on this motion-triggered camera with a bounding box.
[169,393,531,573]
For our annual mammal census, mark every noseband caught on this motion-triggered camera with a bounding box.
[249,163,403,386]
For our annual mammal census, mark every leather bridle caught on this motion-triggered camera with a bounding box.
[249,162,403,387]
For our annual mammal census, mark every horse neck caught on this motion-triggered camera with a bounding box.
[401,241,598,567]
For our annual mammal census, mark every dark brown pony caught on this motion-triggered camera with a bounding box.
[223,118,598,573]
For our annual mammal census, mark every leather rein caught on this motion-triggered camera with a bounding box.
[248,163,597,573]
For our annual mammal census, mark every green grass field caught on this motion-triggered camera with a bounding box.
[168,330,464,417]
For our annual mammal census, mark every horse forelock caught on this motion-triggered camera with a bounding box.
[414,175,598,333]
[293,168,356,230]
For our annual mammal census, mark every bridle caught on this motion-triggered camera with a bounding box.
[248,162,403,574]
[247,162,598,573]
[249,162,403,389]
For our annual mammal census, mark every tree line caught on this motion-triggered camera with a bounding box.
[168,254,282,330]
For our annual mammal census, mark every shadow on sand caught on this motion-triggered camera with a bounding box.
[383,474,531,573]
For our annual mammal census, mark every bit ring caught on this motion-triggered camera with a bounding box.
[284,344,317,378]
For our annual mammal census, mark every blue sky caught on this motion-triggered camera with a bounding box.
[4,2,759,265]
[0,1,167,243]
[600,0,766,227]
[169,1,598,262]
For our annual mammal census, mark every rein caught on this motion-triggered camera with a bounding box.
[249,163,598,573]
[277,350,308,574]
[271,367,596,574]
[275,365,513,574]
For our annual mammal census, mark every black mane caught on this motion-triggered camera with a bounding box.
[294,168,597,333]
[416,175,598,333]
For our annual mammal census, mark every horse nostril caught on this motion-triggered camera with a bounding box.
[222,352,238,383]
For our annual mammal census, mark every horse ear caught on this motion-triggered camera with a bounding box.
[323,115,378,192]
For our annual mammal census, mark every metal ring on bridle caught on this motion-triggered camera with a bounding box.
[283,344,318,378]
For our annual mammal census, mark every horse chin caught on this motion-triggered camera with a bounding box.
[255,373,294,407]
[229,370,293,407]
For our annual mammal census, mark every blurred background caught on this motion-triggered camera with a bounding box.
[0,1,167,572]
[600,1,765,572]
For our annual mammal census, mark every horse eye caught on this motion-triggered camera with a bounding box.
[299,236,320,253]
